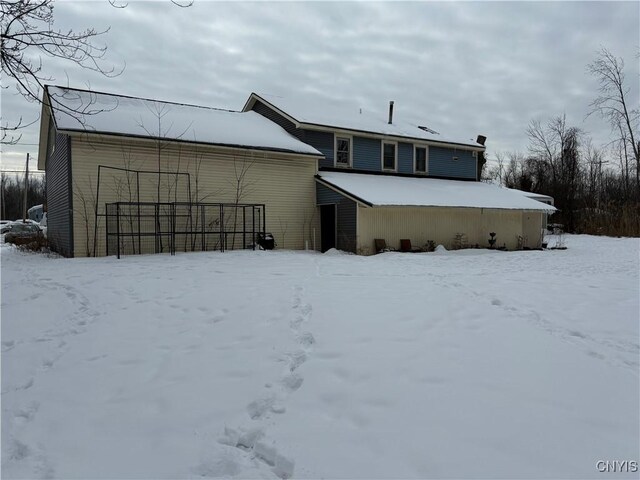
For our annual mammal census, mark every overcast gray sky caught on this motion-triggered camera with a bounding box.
[1,1,638,172]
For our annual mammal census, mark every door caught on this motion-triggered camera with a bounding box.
[320,204,336,252]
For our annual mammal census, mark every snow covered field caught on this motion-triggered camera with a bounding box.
[2,235,638,479]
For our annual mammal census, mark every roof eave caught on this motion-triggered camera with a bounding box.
[37,87,54,170]
[246,94,483,150]
[59,128,324,158]
[242,93,303,128]
[315,176,373,207]
[370,203,555,212]
[299,122,485,150]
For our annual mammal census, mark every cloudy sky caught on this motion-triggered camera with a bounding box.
[1,1,638,172]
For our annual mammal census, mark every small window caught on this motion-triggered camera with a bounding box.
[335,137,351,167]
[383,142,396,170]
[415,147,427,173]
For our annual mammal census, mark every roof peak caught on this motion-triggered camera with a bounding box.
[46,85,238,115]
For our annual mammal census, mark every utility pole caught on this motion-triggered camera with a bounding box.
[1,174,5,220]
[22,153,29,222]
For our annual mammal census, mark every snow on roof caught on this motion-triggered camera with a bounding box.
[251,93,484,149]
[506,188,554,204]
[317,172,557,211]
[46,86,322,156]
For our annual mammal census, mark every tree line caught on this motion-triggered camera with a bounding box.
[0,173,46,221]
[484,49,639,237]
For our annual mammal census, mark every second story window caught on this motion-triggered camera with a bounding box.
[383,142,396,171]
[415,146,427,173]
[335,136,351,167]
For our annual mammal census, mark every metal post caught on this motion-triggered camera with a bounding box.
[116,203,121,259]
[170,203,175,256]
[201,204,205,252]
[252,206,256,251]
[219,205,224,252]
[22,153,29,222]
[155,203,159,254]
[105,203,110,256]
[93,166,102,257]
[243,206,246,250]
[136,172,141,254]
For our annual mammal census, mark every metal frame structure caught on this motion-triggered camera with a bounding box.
[93,165,192,256]
[105,201,266,258]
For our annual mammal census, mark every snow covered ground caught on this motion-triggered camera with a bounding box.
[1,235,638,479]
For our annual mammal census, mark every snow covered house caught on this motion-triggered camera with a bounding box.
[38,85,554,258]
[243,93,555,253]
[37,86,323,257]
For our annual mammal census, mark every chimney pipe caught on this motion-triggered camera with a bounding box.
[388,101,394,124]
[476,135,486,146]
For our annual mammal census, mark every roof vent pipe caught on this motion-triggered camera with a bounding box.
[476,135,487,146]
[388,101,394,124]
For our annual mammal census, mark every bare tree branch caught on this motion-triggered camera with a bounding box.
[587,47,639,195]
[1,0,192,143]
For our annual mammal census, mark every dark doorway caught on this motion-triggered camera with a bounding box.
[320,204,336,252]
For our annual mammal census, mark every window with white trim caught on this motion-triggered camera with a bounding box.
[382,142,396,171]
[335,136,351,167]
[415,146,427,173]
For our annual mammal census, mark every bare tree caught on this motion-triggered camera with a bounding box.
[482,151,507,184]
[587,48,640,195]
[136,103,192,252]
[1,0,121,142]
[228,153,256,249]
[1,0,192,143]
[73,176,97,256]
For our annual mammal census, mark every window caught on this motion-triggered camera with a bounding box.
[382,142,396,171]
[415,146,427,173]
[335,136,351,167]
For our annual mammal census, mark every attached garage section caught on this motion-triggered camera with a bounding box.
[317,171,554,255]
[357,206,544,255]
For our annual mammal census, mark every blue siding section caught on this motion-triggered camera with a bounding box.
[353,136,381,171]
[398,142,413,174]
[428,146,477,179]
[301,129,333,168]
[317,182,344,205]
[316,182,357,253]
[252,98,480,179]
[252,100,300,138]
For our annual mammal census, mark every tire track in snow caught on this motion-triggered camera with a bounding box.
[211,284,315,479]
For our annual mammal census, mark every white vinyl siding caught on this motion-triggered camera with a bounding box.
[356,206,544,255]
[70,135,320,257]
